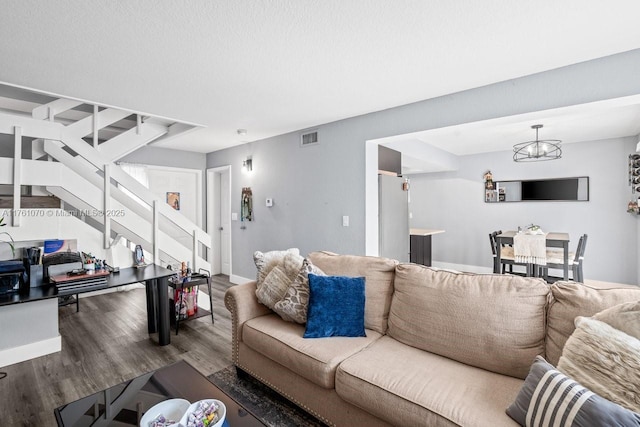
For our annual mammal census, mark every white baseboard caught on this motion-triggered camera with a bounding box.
[230,274,253,285]
[0,335,61,368]
[431,261,493,274]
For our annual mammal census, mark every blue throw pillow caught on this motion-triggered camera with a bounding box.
[303,274,366,338]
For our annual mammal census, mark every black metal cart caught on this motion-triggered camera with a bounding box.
[168,269,214,334]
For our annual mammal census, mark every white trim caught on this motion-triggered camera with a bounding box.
[207,165,232,276]
[365,139,379,256]
[230,274,253,285]
[0,335,61,368]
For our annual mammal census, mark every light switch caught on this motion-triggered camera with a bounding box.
[266,198,273,207]
[342,216,349,227]
[231,212,238,221]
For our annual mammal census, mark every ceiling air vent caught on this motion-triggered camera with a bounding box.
[300,130,319,147]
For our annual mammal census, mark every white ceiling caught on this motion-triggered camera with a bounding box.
[1,1,640,153]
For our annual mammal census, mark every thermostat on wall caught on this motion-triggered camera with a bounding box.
[265,198,273,207]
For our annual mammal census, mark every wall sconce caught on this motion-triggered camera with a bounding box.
[242,157,253,173]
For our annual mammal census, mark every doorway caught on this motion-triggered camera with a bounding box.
[207,166,232,275]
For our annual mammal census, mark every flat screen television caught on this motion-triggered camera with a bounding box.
[521,177,588,201]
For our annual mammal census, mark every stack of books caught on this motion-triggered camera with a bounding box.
[50,270,110,295]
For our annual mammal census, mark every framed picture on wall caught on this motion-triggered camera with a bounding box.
[166,192,180,210]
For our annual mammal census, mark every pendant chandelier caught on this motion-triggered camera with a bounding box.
[513,124,562,162]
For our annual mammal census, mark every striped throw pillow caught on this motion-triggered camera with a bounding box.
[506,356,640,427]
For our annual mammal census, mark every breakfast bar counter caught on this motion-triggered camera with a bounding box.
[409,228,445,266]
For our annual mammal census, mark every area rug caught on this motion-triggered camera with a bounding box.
[208,366,327,427]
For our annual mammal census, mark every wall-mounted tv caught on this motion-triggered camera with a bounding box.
[488,177,589,203]
[521,177,589,201]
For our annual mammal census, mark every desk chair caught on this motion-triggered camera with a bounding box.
[540,234,588,283]
[489,230,529,275]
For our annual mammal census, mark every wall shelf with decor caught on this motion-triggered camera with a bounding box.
[628,153,640,215]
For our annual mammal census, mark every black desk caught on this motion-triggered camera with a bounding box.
[0,264,175,346]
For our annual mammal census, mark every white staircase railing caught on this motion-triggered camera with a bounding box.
[0,90,210,271]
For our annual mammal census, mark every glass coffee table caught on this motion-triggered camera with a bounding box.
[54,360,265,426]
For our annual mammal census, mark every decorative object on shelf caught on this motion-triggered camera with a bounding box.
[513,124,562,162]
[241,187,253,221]
[483,170,494,190]
[166,191,180,210]
[483,170,496,202]
[628,154,640,215]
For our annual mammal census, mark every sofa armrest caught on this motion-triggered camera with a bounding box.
[224,281,272,364]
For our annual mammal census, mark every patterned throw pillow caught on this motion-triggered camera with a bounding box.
[255,266,293,310]
[506,356,640,427]
[253,248,300,289]
[273,259,324,324]
[557,316,640,413]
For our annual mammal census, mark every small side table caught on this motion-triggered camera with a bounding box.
[168,269,214,335]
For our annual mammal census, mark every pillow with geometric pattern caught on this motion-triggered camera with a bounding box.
[273,258,325,324]
[506,356,640,426]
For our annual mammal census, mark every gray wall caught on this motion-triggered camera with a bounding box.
[408,137,638,284]
[207,49,640,280]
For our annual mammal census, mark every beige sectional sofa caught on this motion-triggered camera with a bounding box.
[224,251,640,426]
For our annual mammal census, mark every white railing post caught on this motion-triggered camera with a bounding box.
[153,200,159,264]
[192,230,197,270]
[12,126,22,227]
[103,163,111,249]
[93,105,99,147]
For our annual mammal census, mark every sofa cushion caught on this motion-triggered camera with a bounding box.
[336,336,522,427]
[307,251,397,335]
[546,280,640,365]
[242,314,381,389]
[388,264,550,379]
[557,317,640,413]
[304,274,366,338]
[507,356,640,427]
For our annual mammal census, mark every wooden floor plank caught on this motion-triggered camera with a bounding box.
[0,274,236,426]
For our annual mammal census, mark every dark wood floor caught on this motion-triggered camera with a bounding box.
[0,275,235,427]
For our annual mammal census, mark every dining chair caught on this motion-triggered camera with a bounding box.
[489,230,528,275]
[540,234,588,283]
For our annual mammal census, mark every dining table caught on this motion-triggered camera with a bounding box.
[495,230,571,280]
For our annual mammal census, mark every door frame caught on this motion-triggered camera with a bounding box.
[207,165,232,276]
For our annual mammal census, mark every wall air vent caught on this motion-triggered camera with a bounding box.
[300,130,319,147]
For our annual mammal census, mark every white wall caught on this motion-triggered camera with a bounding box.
[408,137,639,284]
[146,167,200,226]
